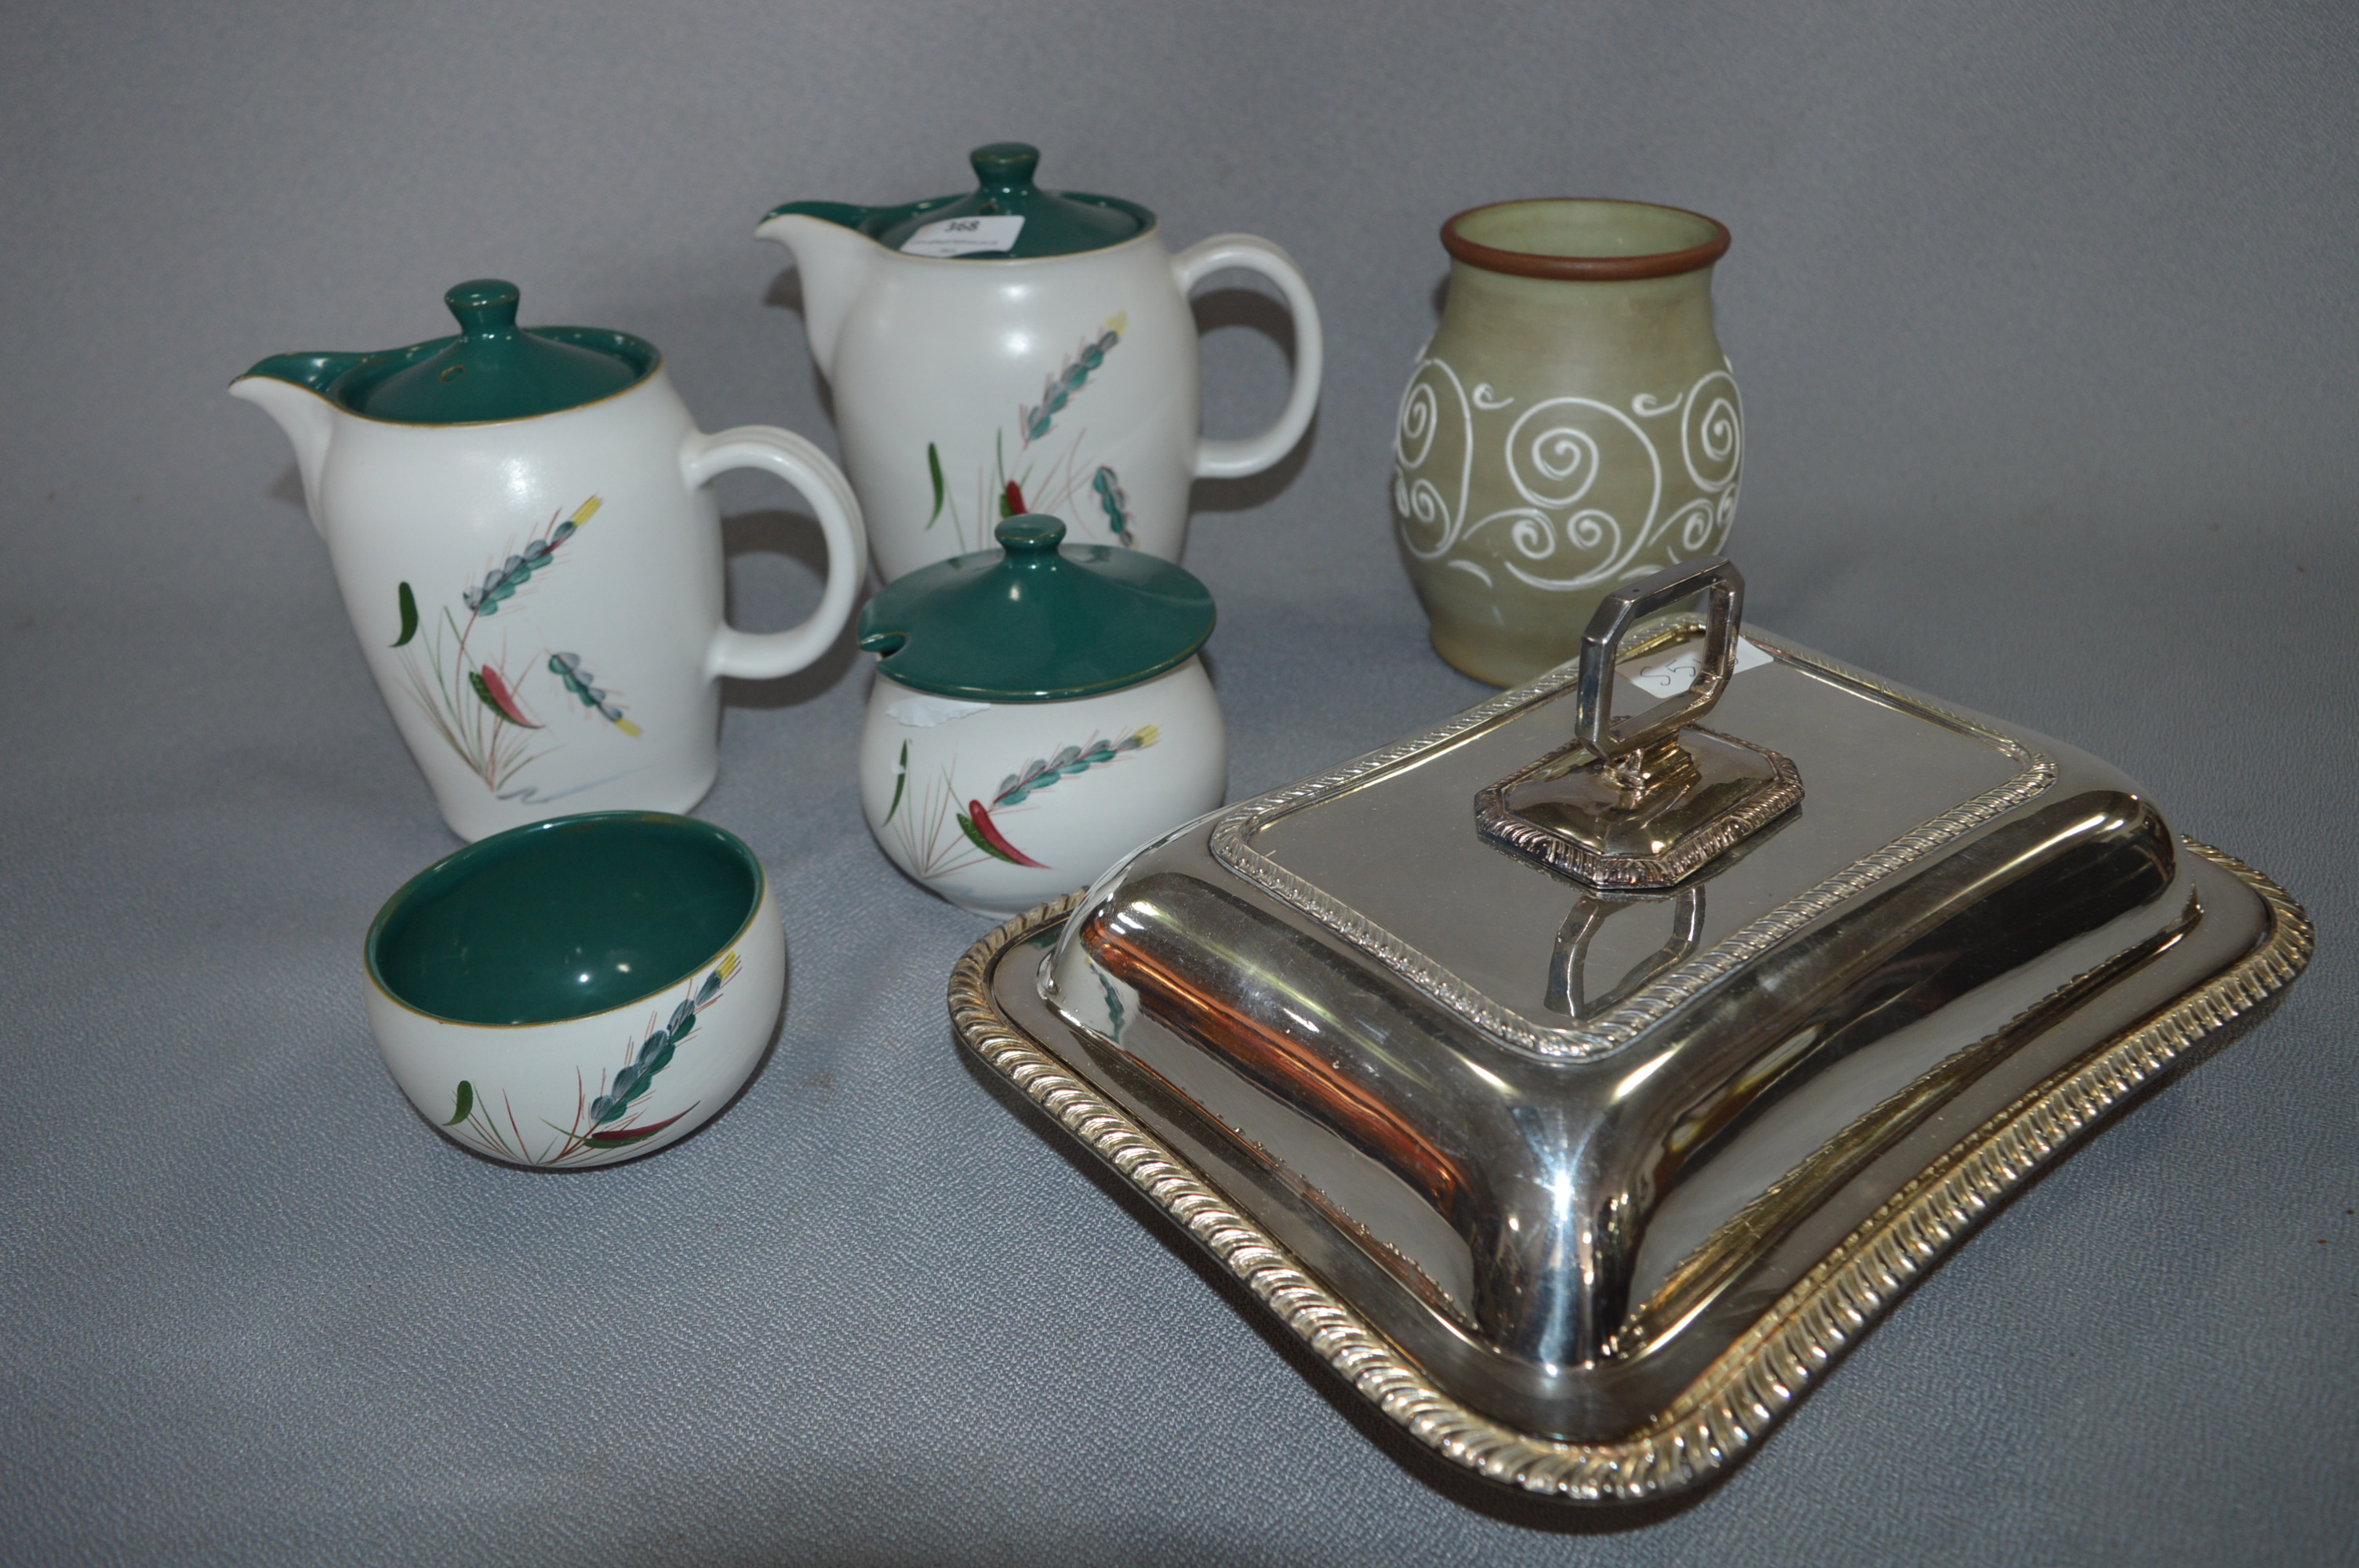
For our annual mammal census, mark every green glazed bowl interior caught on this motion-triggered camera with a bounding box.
[367,813,763,1027]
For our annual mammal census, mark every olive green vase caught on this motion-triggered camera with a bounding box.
[1394,199,1741,687]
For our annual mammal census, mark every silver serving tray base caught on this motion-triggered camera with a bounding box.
[951,840,2308,1505]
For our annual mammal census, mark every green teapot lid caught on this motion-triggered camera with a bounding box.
[765,143,1153,260]
[859,514,1214,701]
[238,279,656,426]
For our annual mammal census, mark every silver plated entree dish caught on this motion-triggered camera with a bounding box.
[950,560,2311,1504]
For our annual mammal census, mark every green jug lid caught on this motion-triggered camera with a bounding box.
[859,514,1214,701]
[238,279,656,426]
[765,143,1153,260]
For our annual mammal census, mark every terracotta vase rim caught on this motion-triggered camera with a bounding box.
[1441,198,1732,282]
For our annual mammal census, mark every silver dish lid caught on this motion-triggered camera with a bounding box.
[965,557,2309,1494]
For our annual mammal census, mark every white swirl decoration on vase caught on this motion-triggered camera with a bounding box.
[1393,354,1741,592]
[1390,356,1465,559]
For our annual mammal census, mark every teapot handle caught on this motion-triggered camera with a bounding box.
[1173,235,1325,481]
[681,426,870,681]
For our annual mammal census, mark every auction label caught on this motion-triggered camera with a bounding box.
[900,216,1026,257]
[1621,635,1774,697]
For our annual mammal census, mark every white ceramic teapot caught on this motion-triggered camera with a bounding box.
[855,513,1226,918]
[232,280,865,841]
[758,143,1322,582]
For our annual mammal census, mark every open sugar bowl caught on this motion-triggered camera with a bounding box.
[856,514,1226,919]
[365,811,785,1168]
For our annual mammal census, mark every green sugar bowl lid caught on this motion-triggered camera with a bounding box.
[858,514,1214,701]
[767,143,1153,260]
[239,279,656,426]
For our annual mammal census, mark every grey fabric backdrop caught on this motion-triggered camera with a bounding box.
[3,1,2354,1562]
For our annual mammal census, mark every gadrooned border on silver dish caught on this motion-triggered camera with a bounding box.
[1206,625,2058,1062]
[950,840,2312,1505]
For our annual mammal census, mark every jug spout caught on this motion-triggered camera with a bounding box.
[230,358,351,528]
[754,207,880,378]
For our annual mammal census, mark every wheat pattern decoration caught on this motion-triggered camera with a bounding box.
[389,496,607,795]
[441,951,741,1167]
[920,314,1130,554]
[1091,465,1136,547]
[1021,318,1124,446]
[889,725,1160,879]
[547,652,642,736]
[989,728,1159,808]
[462,500,596,613]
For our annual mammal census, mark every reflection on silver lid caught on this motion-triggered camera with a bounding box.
[955,579,2310,1502]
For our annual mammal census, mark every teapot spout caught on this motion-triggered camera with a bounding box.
[754,206,881,378]
[230,358,352,528]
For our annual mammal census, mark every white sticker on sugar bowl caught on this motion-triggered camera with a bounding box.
[885,695,990,728]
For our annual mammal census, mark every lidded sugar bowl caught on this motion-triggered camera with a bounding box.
[855,513,1225,917]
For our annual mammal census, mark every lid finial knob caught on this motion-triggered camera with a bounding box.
[995,513,1067,557]
[969,142,1041,191]
[445,278,522,339]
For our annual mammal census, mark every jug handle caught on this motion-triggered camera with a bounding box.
[1174,235,1325,481]
[682,426,870,681]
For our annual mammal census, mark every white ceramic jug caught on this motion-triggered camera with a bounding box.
[233,279,866,841]
[758,143,1321,581]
